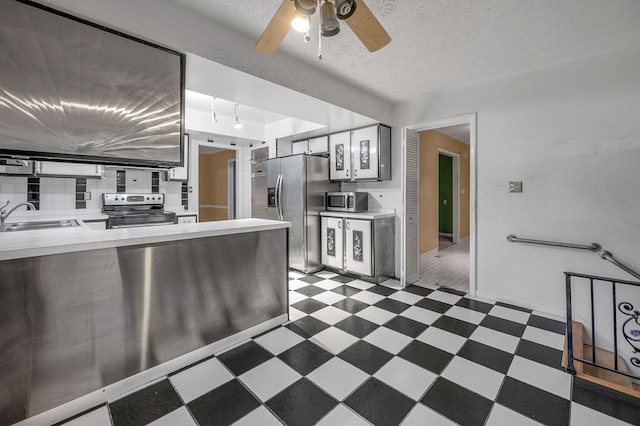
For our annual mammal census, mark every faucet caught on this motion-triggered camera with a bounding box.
[0,200,36,228]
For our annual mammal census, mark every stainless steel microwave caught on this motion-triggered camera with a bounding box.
[326,192,368,212]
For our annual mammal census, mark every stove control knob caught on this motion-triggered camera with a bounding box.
[115,197,119,201]
[146,197,150,200]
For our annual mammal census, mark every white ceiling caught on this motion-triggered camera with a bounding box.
[436,124,470,145]
[170,0,640,103]
[185,90,288,125]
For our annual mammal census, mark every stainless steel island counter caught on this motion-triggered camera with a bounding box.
[0,219,290,425]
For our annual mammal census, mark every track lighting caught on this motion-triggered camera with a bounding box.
[234,103,242,129]
[320,0,340,37]
[291,14,310,33]
[211,97,217,123]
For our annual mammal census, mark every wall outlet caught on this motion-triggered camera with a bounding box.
[509,181,523,193]
[188,186,193,193]
[84,192,91,201]
[443,199,448,205]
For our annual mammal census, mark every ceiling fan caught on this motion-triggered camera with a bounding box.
[255,0,391,55]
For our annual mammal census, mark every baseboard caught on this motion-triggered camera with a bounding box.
[475,290,566,318]
[420,249,438,259]
[439,232,453,237]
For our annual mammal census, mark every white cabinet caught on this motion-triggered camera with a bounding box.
[292,140,308,155]
[34,162,104,178]
[345,219,372,276]
[167,134,189,181]
[177,215,197,224]
[308,136,329,154]
[329,131,352,181]
[328,124,391,182]
[321,216,344,270]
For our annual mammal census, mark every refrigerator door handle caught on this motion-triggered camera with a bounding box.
[277,174,284,221]
[274,174,281,220]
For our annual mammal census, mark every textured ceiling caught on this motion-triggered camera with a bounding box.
[170,0,640,103]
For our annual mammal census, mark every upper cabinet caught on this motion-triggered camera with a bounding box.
[34,161,104,179]
[167,134,190,181]
[329,124,391,182]
[308,136,329,155]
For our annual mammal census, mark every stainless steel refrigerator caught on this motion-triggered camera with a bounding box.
[268,154,338,273]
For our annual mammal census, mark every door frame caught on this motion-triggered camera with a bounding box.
[227,158,237,219]
[437,149,460,244]
[402,113,477,295]
[194,139,239,221]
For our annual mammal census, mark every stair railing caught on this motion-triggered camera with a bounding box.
[565,272,640,380]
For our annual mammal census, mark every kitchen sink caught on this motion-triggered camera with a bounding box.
[0,219,80,232]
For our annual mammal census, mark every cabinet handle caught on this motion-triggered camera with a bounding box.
[354,170,358,177]
[338,221,341,229]
[346,221,350,230]
[346,170,349,177]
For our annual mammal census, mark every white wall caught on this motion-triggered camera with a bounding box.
[389,45,640,313]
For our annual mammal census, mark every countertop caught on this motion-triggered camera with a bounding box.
[0,218,290,261]
[320,210,396,220]
[5,209,108,224]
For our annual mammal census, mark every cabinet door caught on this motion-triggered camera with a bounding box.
[345,219,372,276]
[329,131,351,181]
[292,140,308,155]
[321,217,344,270]
[168,134,189,181]
[352,125,379,180]
[308,136,329,154]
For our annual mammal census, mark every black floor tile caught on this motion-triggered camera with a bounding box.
[267,378,338,426]
[421,378,493,426]
[457,340,514,374]
[188,379,260,426]
[383,316,429,338]
[218,341,274,376]
[415,298,453,314]
[374,298,411,314]
[527,315,566,334]
[515,340,564,370]
[431,315,478,338]
[497,377,570,426]
[292,298,328,314]
[345,378,416,426]
[339,340,394,375]
[404,285,434,297]
[277,340,334,375]
[295,285,326,297]
[398,341,453,374]
[367,285,397,296]
[334,315,379,338]
[331,285,362,297]
[332,298,370,314]
[332,274,355,284]
[572,377,640,426]
[495,301,532,313]
[288,316,331,338]
[456,298,494,314]
[480,315,527,337]
[437,287,466,296]
[299,275,325,284]
[109,380,183,426]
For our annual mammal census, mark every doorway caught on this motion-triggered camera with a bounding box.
[198,146,237,222]
[402,114,477,295]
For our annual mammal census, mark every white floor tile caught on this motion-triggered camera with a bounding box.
[346,279,376,290]
[426,291,462,305]
[441,357,504,400]
[417,327,467,354]
[311,327,359,354]
[254,327,305,355]
[400,306,442,325]
[445,306,487,325]
[315,270,339,279]
[63,406,111,426]
[488,305,530,324]
[289,291,308,304]
[401,403,457,426]
[350,290,386,305]
[507,356,571,399]
[522,325,565,350]
[313,279,344,291]
[170,358,233,403]
[570,402,633,426]
[289,307,306,321]
[374,357,437,400]
[363,327,413,355]
[355,306,397,325]
[289,271,305,279]
[288,279,308,291]
[388,291,423,305]
[149,407,197,426]
[486,404,540,426]
[307,358,369,401]
[312,291,347,305]
[233,406,283,426]
[239,358,301,401]
[470,326,520,354]
[310,306,352,325]
[316,404,371,426]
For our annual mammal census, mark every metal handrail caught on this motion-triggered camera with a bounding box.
[599,251,640,281]
[506,234,601,252]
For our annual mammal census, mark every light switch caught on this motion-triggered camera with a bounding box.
[84,192,91,201]
[443,199,448,205]
[460,188,465,195]
[509,181,523,193]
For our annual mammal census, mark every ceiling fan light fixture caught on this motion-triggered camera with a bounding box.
[293,0,316,16]
[320,0,340,37]
[291,14,310,33]
[335,0,356,20]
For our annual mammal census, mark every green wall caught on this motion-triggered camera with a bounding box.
[439,154,453,234]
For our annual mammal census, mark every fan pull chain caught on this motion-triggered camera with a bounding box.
[318,10,323,60]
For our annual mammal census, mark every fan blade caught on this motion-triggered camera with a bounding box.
[255,0,297,53]
[344,0,391,52]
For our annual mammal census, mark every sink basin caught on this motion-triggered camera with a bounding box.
[1,219,80,232]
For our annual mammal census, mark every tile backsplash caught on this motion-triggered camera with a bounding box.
[0,169,183,211]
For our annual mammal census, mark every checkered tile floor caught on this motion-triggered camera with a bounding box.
[61,271,640,426]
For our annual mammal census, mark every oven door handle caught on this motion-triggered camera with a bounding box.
[109,222,175,229]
